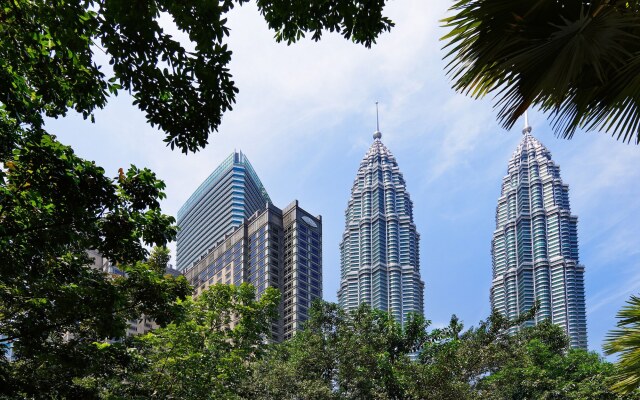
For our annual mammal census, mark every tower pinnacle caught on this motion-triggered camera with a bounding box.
[522,110,532,135]
[373,101,382,140]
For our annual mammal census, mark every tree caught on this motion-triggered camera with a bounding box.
[404,315,475,399]
[441,0,640,144]
[477,329,625,399]
[250,302,632,400]
[147,246,172,273]
[423,313,635,400]
[246,302,430,400]
[222,302,640,400]
[605,295,640,395]
[0,133,191,398]
[93,284,280,400]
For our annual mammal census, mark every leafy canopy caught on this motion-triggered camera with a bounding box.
[90,284,280,400]
[0,131,190,398]
[1,0,394,153]
[245,302,431,400]
[245,302,634,400]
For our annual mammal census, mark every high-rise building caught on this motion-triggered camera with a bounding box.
[282,201,323,339]
[176,151,271,271]
[490,117,587,349]
[183,201,322,342]
[338,129,424,325]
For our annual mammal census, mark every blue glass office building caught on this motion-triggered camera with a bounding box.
[338,130,424,324]
[176,151,271,271]
[491,120,587,348]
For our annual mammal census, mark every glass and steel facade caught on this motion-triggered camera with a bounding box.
[183,201,322,342]
[491,124,587,348]
[176,151,271,271]
[338,131,424,325]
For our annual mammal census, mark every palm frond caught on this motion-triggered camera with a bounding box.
[604,295,640,394]
[442,0,640,144]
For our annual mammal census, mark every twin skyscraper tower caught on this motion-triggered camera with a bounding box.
[338,128,424,325]
[176,117,587,348]
[491,119,587,348]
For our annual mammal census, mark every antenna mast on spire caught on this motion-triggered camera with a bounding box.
[522,110,532,135]
[373,101,382,140]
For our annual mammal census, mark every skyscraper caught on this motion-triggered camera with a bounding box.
[183,201,322,342]
[338,129,424,325]
[282,201,323,339]
[490,116,587,349]
[176,151,271,271]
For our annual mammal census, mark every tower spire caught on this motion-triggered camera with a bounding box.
[373,101,382,140]
[522,110,532,135]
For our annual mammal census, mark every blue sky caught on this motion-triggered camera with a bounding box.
[46,1,640,354]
